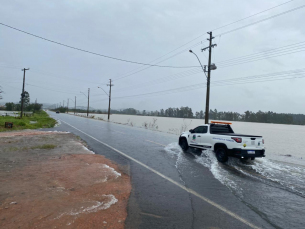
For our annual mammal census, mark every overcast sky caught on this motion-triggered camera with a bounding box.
[1,0,305,114]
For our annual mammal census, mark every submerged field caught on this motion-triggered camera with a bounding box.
[72,112,305,166]
[0,111,56,132]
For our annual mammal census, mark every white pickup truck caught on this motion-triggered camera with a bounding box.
[178,121,265,162]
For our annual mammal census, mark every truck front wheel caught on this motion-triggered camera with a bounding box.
[179,138,189,152]
[215,148,228,163]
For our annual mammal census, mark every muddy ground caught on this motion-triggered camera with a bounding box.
[0,130,131,229]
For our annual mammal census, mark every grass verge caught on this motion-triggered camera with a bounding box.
[0,111,57,132]
[31,144,57,150]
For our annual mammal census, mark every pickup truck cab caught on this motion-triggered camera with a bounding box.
[178,121,265,162]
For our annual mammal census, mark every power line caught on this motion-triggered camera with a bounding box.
[105,69,305,100]
[0,82,22,90]
[108,3,305,85]
[108,74,305,100]
[8,38,304,95]
[115,68,202,92]
[1,1,302,95]
[110,1,299,82]
[0,63,108,86]
[113,41,305,94]
[31,38,305,96]
[25,83,80,95]
[111,42,203,82]
[23,67,305,103]
[0,22,200,69]
[211,0,295,31]
[218,47,305,68]
[110,0,299,82]
[1,1,297,80]
[216,4,305,37]
[216,41,305,65]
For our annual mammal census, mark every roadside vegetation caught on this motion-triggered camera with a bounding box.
[0,110,56,132]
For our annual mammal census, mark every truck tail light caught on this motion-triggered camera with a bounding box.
[231,137,242,143]
[262,139,264,144]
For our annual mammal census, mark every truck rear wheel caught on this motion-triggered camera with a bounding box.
[179,138,189,152]
[215,147,228,163]
[240,157,250,162]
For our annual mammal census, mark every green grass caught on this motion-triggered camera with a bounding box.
[31,144,57,150]
[0,111,57,132]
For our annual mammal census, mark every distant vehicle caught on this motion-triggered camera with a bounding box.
[56,111,60,114]
[179,121,265,163]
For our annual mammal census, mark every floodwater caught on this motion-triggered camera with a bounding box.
[69,112,305,228]
[0,110,18,117]
[164,143,305,229]
[80,113,305,166]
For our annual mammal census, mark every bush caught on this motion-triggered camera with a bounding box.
[18,122,26,126]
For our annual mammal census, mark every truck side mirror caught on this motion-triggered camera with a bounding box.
[189,129,194,133]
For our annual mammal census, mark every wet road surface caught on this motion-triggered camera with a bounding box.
[47,112,305,229]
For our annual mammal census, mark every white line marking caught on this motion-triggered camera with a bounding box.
[146,140,166,147]
[60,119,260,229]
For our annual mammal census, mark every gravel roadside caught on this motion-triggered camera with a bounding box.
[0,130,131,229]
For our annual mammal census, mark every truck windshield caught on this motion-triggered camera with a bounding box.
[210,124,234,134]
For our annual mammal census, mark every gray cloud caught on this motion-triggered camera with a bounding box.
[1,0,304,114]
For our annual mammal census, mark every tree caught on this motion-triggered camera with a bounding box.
[160,109,164,116]
[195,112,200,119]
[26,103,43,112]
[20,91,30,107]
[199,110,204,119]
[5,102,15,111]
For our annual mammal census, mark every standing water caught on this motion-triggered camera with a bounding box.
[164,143,305,228]
[71,113,305,228]
[84,113,305,166]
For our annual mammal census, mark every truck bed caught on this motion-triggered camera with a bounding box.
[214,133,262,138]
[210,124,262,138]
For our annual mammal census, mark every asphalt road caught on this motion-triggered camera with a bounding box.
[47,112,275,229]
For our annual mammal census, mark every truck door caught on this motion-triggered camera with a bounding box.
[189,126,208,147]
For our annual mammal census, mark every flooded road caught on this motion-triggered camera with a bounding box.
[51,112,305,228]
[165,143,305,229]
[81,113,305,166]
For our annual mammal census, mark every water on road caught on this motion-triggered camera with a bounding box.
[80,113,305,166]
[53,112,305,228]
[165,143,305,229]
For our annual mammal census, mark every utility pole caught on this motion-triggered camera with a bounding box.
[67,98,69,114]
[87,88,90,117]
[63,100,65,107]
[107,79,114,121]
[202,32,217,124]
[20,68,29,118]
[74,96,76,115]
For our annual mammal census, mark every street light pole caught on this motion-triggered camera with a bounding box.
[97,86,108,116]
[20,68,29,118]
[202,32,217,124]
[98,80,113,121]
[87,88,90,117]
[107,79,114,121]
[190,32,216,124]
[68,97,76,115]
[80,90,89,117]
[67,98,69,113]
[189,50,207,78]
